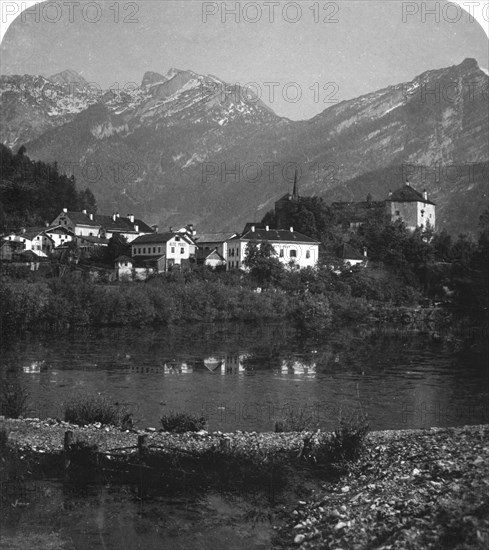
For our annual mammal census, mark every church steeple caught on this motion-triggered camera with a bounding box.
[292,170,299,199]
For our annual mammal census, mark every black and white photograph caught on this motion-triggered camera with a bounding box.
[0,1,488,548]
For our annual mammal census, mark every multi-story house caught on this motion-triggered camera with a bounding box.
[130,231,196,272]
[226,224,320,270]
[193,232,237,259]
[50,209,155,242]
[385,182,436,231]
[4,227,54,256]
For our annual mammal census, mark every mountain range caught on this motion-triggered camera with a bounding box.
[0,60,487,235]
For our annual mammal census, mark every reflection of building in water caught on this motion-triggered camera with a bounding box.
[220,354,247,374]
[23,361,47,374]
[129,362,192,375]
[203,357,223,372]
[280,360,316,377]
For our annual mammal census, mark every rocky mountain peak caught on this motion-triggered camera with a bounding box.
[48,69,88,88]
[141,71,167,88]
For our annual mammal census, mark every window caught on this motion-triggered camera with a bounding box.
[279,249,284,257]
[395,210,400,216]
[290,249,297,258]
[175,236,180,241]
[171,247,175,254]
[306,250,310,259]
[421,210,425,217]
[158,247,161,253]
[180,247,184,254]
[153,247,156,253]
[143,247,146,254]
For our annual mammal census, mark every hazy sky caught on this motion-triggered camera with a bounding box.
[1,0,487,119]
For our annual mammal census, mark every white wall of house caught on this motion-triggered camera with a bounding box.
[387,201,435,231]
[51,213,101,237]
[45,229,74,248]
[7,233,53,253]
[226,239,318,270]
[166,236,190,265]
[131,235,192,268]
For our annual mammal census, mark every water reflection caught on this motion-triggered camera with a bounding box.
[1,323,488,431]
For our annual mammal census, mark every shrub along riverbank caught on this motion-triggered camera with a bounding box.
[0,267,455,334]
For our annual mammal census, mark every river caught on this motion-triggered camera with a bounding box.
[1,322,488,431]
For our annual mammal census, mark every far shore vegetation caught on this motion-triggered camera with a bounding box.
[1,145,488,334]
[1,209,488,334]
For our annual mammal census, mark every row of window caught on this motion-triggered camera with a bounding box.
[228,247,309,259]
[133,246,186,255]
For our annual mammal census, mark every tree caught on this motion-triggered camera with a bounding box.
[243,240,284,287]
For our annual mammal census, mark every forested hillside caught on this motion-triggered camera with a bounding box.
[0,144,96,230]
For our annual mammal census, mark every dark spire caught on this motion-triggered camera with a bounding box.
[292,170,299,198]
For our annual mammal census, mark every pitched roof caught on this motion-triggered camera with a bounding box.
[237,228,319,244]
[45,225,75,236]
[58,211,154,233]
[131,232,175,245]
[114,255,133,263]
[340,243,366,261]
[16,227,49,240]
[77,235,109,245]
[194,232,236,244]
[196,249,226,261]
[388,185,435,205]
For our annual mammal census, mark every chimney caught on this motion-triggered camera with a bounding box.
[423,189,428,200]
[265,225,269,231]
[169,226,173,232]
[363,247,368,257]
[134,224,139,232]
[21,227,26,234]
[290,226,294,232]
[89,213,93,220]
[406,179,410,187]
[82,209,87,215]
[63,208,67,213]
[128,214,135,223]
[112,213,117,222]
[251,225,255,232]
[152,224,158,233]
[116,212,120,218]
[388,190,392,198]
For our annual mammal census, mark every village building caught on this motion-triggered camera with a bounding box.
[338,243,368,268]
[274,174,301,229]
[193,232,237,259]
[3,227,54,256]
[130,231,196,272]
[0,239,24,261]
[331,182,436,232]
[226,224,320,270]
[331,195,385,230]
[386,182,436,231]
[196,248,226,269]
[50,209,155,242]
[44,225,75,248]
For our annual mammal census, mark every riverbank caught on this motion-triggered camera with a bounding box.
[274,424,489,549]
[1,419,488,549]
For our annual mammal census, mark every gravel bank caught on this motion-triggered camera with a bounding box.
[274,424,489,549]
[1,418,488,549]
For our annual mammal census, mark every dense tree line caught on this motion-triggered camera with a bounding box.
[262,199,489,317]
[0,144,97,230]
